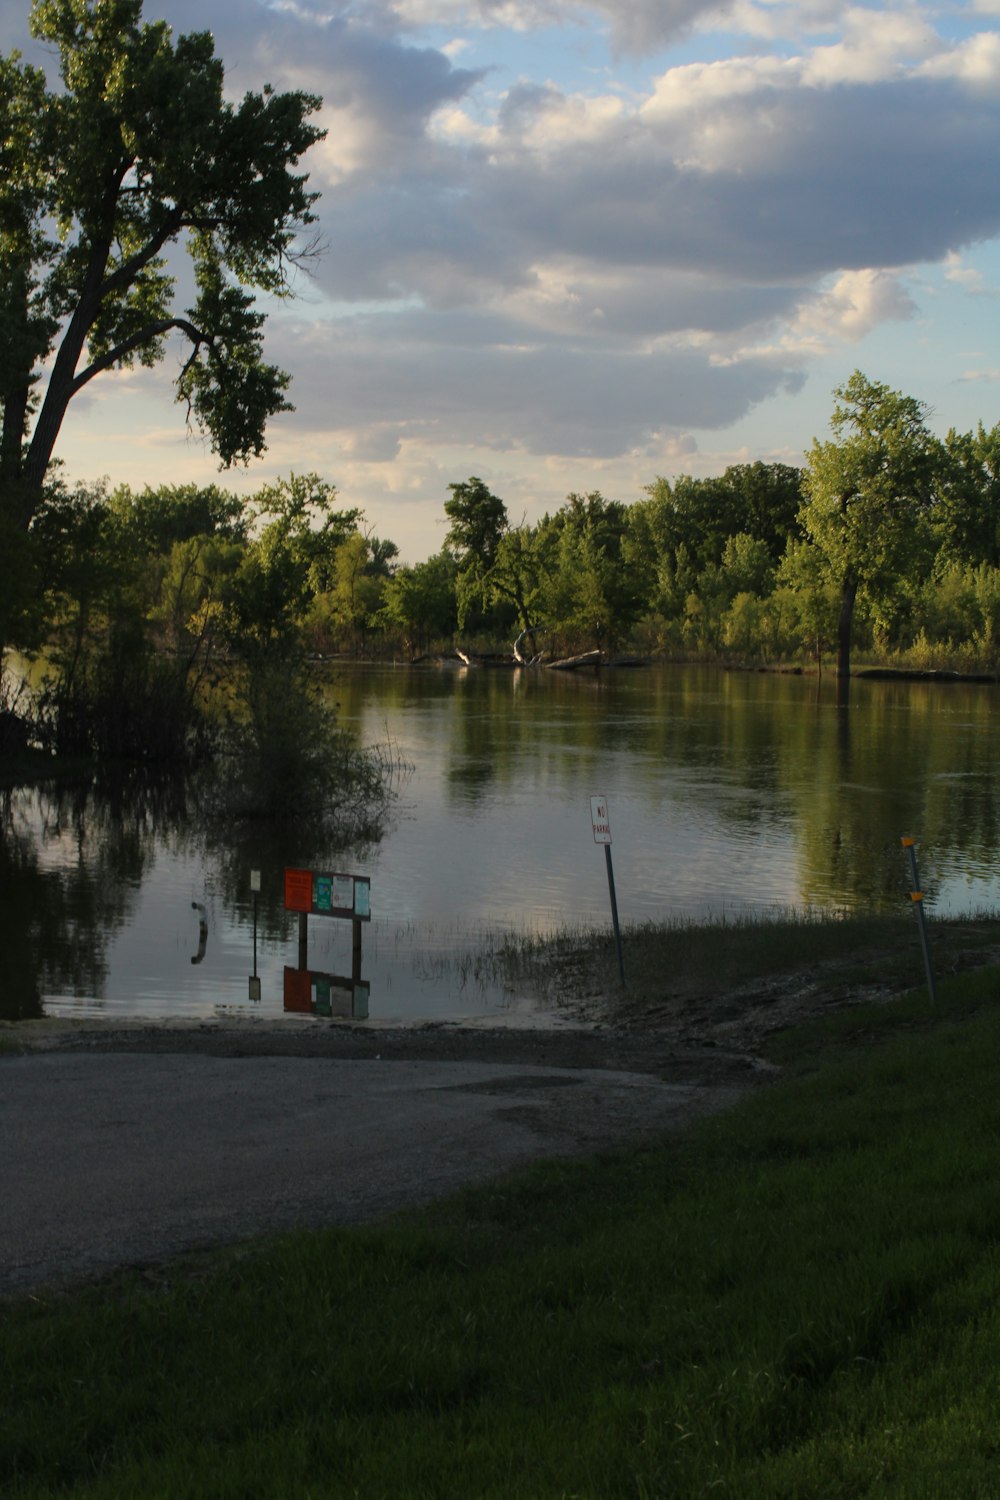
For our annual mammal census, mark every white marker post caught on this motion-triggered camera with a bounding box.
[591,795,625,984]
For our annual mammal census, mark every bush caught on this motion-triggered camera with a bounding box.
[0,670,38,758]
[207,656,396,843]
[38,635,208,763]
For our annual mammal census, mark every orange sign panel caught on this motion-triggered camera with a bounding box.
[284,867,313,912]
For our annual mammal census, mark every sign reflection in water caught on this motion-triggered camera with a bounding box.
[2,665,998,1024]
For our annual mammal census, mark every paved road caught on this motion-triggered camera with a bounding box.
[1,1051,737,1296]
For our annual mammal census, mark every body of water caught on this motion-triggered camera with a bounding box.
[3,664,998,1024]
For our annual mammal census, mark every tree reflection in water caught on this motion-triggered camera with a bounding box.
[0,762,395,1021]
[0,773,189,1020]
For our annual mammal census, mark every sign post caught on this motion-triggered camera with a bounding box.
[283,868,372,1013]
[901,837,936,1005]
[591,795,625,985]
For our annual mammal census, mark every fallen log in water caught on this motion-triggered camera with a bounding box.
[546,649,603,671]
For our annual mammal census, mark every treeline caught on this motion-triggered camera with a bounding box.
[404,373,1000,676]
[7,373,1000,716]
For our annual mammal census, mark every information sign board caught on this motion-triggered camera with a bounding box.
[283,868,372,920]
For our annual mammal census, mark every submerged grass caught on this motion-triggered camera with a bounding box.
[5,953,1000,1495]
[442,907,999,1019]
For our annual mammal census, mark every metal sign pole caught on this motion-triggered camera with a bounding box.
[604,843,625,985]
[591,794,625,986]
[901,837,936,1005]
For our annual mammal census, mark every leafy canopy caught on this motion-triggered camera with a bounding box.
[0,0,325,527]
[800,370,939,597]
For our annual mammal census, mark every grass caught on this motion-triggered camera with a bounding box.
[5,960,1000,1495]
[444,907,999,1020]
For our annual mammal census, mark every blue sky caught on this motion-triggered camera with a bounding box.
[6,0,1000,559]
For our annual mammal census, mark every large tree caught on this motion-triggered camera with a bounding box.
[0,0,324,534]
[799,372,939,680]
[443,476,509,630]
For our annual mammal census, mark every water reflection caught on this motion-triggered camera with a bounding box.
[0,773,190,1019]
[3,666,999,1023]
[283,967,369,1019]
[0,771,386,1023]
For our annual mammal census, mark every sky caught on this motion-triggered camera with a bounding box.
[5,0,1000,561]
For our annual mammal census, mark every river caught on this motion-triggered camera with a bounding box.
[3,664,998,1024]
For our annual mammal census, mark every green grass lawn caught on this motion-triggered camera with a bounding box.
[5,965,1000,1497]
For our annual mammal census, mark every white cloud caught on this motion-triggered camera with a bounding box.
[802,7,941,85]
[918,29,1000,86]
[788,268,917,347]
[944,252,985,290]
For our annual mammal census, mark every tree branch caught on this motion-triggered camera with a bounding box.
[72,317,209,393]
[98,206,186,300]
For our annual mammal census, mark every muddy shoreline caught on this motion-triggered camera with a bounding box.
[5,1012,769,1089]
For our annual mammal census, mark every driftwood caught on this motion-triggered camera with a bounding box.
[450,647,648,671]
[513,625,546,665]
[546,649,602,671]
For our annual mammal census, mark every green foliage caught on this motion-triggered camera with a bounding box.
[444,475,508,568]
[799,371,939,675]
[428,417,1000,667]
[638,461,803,574]
[772,538,841,663]
[535,491,644,651]
[0,513,43,650]
[443,476,510,630]
[23,479,244,759]
[107,482,247,550]
[720,531,775,597]
[377,551,459,655]
[0,0,324,531]
[909,560,1000,668]
[303,531,387,654]
[935,423,1000,568]
[222,474,362,651]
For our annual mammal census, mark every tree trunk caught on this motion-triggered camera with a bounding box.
[547,649,602,671]
[837,569,858,681]
[20,211,117,525]
[1,387,29,483]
